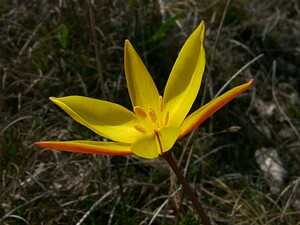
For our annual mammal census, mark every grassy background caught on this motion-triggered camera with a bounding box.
[1,0,299,224]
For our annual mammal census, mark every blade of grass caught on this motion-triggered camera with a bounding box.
[87,0,106,100]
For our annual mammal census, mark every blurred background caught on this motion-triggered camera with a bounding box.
[0,0,299,224]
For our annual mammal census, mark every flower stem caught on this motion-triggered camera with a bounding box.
[162,152,211,225]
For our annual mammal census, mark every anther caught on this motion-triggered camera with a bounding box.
[148,108,157,123]
[134,124,147,134]
[164,111,169,126]
[158,95,163,112]
[134,106,147,119]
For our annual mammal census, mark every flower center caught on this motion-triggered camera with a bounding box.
[133,95,169,134]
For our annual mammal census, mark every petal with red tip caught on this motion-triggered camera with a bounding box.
[34,140,132,155]
[179,79,254,138]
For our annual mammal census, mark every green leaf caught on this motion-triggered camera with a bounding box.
[150,12,185,42]
[58,23,69,48]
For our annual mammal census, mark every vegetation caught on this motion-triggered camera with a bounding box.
[1,0,299,224]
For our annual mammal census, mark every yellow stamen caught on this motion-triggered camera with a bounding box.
[134,124,147,133]
[134,106,147,119]
[158,95,163,112]
[164,111,169,126]
[148,108,157,123]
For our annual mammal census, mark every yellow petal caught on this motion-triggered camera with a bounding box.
[131,133,159,159]
[124,40,160,110]
[34,140,132,155]
[163,21,206,127]
[50,96,142,143]
[131,127,180,159]
[159,127,181,154]
[179,79,254,138]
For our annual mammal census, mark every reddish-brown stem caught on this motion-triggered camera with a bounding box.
[162,152,211,225]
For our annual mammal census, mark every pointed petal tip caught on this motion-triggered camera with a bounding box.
[244,79,254,89]
[34,141,54,149]
[49,96,58,103]
[199,20,205,28]
[34,141,42,147]
[197,20,205,38]
[124,39,132,49]
[49,96,65,107]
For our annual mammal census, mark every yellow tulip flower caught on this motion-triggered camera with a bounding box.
[35,21,253,159]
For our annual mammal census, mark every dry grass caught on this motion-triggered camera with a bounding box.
[1,0,300,224]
